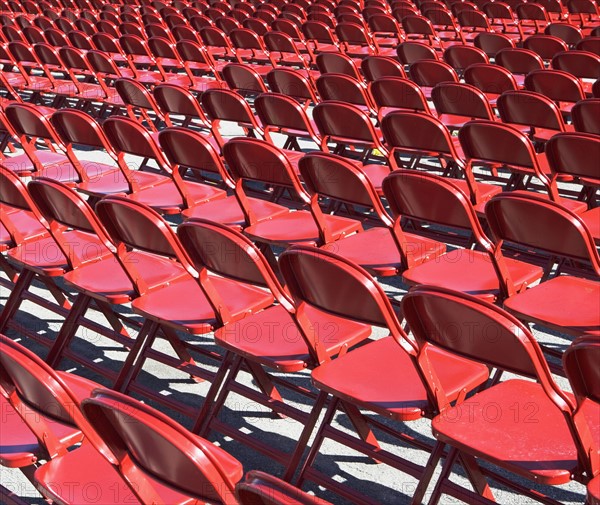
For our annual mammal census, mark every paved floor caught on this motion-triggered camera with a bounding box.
[0,124,591,505]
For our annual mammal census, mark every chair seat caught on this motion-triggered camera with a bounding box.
[182,195,289,231]
[1,152,69,176]
[581,206,600,244]
[320,226,446,277]
[0,209,48,245]
[361,163,392,194]
[244,211,362,246]
[214,304,372,372]
[312,337,489,421]
[34,441,242,505]
[132,275,274,334]
[402,249,543,302]
[503,275,600,336]
[0,394,41,468]
[432,379,600,485]
[127,179,227,215]
[78,171,168,198]
[37,161,118,185]
[64,251,188,304]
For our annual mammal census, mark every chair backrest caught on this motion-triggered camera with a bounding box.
[0,165,43,214]
[266,67,319,104]
[315,73,374,110]
[545,132,600,185]
[0,335,110,460]
[495,47,545,75]
[177,218,286,299]
[157,126,233,186]
[298,151,391,222]
[409,59,459,87]
[523,33,568,60]
[545,22,583,45]
[431,82,495,120]
[51,108,116,153]
[222,62,269,94]
[153,83,211,128]
[312,100,380,146]
[279,245,408,343]
[316,52,363,80]
[485,192,600,274]
[474,31,515,57]
[396,40,439,64]
[564,336,600,405]
[370,76,433,114]
[361,55,406,81]
[496,89,566,132]
[200,88,259,126]
[524,68,586,103]
[571,99,600,135]
[402,285,574,409]
[551,50,600,80]
[463,63,518,95]
[382,170,490,245]
[443,44,489,72]
[222,137,307,196]
[115,77,163,114]
[80,387,240,505]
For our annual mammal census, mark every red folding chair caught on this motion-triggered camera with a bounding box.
[495,47,545,87]
[545,132,600,243]
[409,59,459,98]
[280,246,489,502]
[153,82,213,131]
[312,100,391,191]
[222,62,269,97]
[36,387,244,504]
[229,27,273,73]
[224,137,362,249]
[551,50,600,96]
[404,285,596,504]
[486,191,599,337]
[546,21,584,46]
[463,63,519,106]
[523,33,568,63]
[315,51,363,80]
[266,67,320,108]
[315,73,378,116]
[431,81,497,131]
[383,170,541,300]
[102,115,227,214]
[443,44,488,75]
[459,119,587,214]
[525,68,587,116]
[516,2,551,35]
[263,31,315,74]
[158,126,288,228]
[396,40,439,66]
[474,31,516,57]
[360,55,406,81]
[370,76,435,120]
[483,1,524,42]
[572,98,600,134]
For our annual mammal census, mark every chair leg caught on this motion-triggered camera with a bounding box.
[160,326,198,377]
[282,389,329,482]
[45,293,92,367]
[94,300,130,339]
[341,400,382,456]
[294,396,340,487]
[427,446,459,505]
[0,255,18,283]
[411,441,446,505]
[458,452,495,501]
[196,354,244,438]
[40,277,71,309]
[245,360,284,416]
[191,350,236,434]
[0,269,35,333]
[113,320,160,393]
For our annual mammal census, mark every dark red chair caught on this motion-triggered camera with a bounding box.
[495,47,545,87]
[315,73,378,116]
[396,40,439,66]
[360,55,406,81]
[523,33,569,62]
[443,44,489,75]
[370,76,435,120]
[224,137,363,248]
[545,132,600,243]
[458,119,587,214]
[551,50,600,96]
[315,51,363,80]
[485,192,600,338]
[281,246,489,501]
[546,21,584,46]
[158,126,288,229]
[222,62,269,96]
[266,67,320,107]
[525,68,587,115]
[474,31,516,57]
[36,387,244,504]
[404,285,595,505]
[431,81,497,130]
[463,63,519,105]
[572,98,600,134]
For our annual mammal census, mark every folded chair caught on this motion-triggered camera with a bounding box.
[485,193,600,340]
[224,137,362,250]
[404,285,597,505]
[281,246,489,503]
[458,119,587,214]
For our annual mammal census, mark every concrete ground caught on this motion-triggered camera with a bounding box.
[0,120,591,505]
